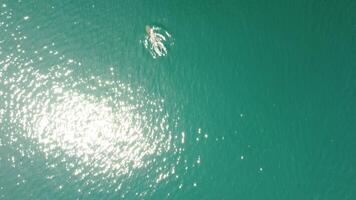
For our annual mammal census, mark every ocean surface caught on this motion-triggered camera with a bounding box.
[1,0,356,199]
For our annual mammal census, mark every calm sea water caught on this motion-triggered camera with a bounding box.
[1,0,356,199]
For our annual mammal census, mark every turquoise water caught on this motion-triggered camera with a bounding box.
[1,0,356,199]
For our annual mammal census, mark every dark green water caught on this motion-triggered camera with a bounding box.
[1,0,356,199]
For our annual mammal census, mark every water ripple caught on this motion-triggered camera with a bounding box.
[143,25,174,59]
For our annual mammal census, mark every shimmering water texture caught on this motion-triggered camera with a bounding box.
[143,25,174,59]
[0,4,203,198]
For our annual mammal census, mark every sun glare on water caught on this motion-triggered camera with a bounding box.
[0,5,201,197]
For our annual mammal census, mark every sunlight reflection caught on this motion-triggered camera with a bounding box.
[0,5,195,197]
[7,65,176,180]
[3,64,180,193]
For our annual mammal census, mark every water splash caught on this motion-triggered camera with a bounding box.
[143,25,174,59]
